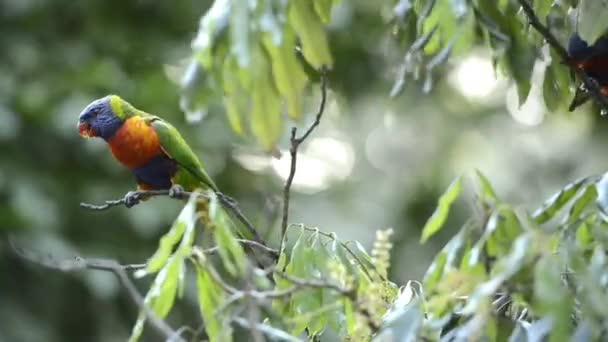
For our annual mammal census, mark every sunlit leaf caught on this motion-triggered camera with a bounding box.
[474,169,498,204]
[534,256,572,340]
[565,184,597,225]
[128,256,181,342]
[288,0,333,68]
[377,301,423,341]
[230,0,250,68]
[249,47,283,151]
[576,222,593,249]
[577,0,608,46]
[209,193,247,276]
[192,0,231,69]
[195,262,232,342]
[139,195,197,276]
[533,0,553,22]
[313,0,334,23]
[420,176,462,243]
[262,28,308,119]
[532,177,589,224]
[423,251,447,293]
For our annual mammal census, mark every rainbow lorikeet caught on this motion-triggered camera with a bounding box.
[567,33,608,111]
[77,95,217,206]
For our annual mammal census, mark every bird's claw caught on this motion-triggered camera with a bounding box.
[169,184,185,199]
[124,191,141,208]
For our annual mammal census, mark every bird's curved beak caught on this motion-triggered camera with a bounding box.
[77,121,94,138]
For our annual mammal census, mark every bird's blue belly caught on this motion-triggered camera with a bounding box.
[132,154,177,190]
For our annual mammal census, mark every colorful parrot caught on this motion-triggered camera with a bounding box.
[77,95,217,206]
[567,33,608,111]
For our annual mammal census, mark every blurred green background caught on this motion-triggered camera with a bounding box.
[1,0,607,341]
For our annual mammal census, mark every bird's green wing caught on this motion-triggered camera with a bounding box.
[148,117,218,191]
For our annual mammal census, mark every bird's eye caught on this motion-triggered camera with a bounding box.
[92,109,99,117]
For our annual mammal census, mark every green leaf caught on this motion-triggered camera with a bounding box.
[140,195,197,276]
[222,58,247,135]
[195,262,232,342]
[543,61,560,112]
[534,256,572,340]
[288,0,333,68]
[376,301,423,341]
[209,193,247,276]
[565,185,597,225]
[532,177,589,224]
[128,256,181,342]
[192,0,231,69]
[474,170,498,203]
[533,0,553,22]
[229,0,250,68]
[577,0,608,46]
[423,251,447,293]
[313,0,334,23]
[420,176,462,243]
[249,47,282,151]
[576,222,593,249]
[462,233,535,315]
[350,240,377,276]
[262,28,308,119]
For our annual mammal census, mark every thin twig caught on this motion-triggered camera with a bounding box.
[231,317,302,342]
[80,189,265,246]
[193,245,380,334]
[517,0,608,111]
[9,241,184,342]
[203,239,279,259]
[279,72,329,255]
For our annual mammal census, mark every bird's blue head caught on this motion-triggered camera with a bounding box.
[568,33,608,60]
[77,95,126,141]
[568,33,593,60]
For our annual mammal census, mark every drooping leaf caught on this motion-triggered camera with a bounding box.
[533,256,572,340]
[209,192,247,276]
[138,194,197,276]
[420,176,462,243]
[565,184,597,225]
[474,169,498,204]
[423,251,447,293]
[577,0,608,46]
[248,46,283,151]
[195,262,232,342]
[532,177,589,224]
[262,28,308,119]
[533,0,553,22]
[128,256,182,342]
[288,0,334,68]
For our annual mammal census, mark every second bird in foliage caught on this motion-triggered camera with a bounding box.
[567,33,608,111]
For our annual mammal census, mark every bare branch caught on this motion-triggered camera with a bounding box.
[279,72,329,254]
[517,0,608,112]
[80,189,266,247]
[9,240,184,342]
[203,239,279,259]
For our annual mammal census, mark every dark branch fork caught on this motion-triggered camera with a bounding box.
[516,0,608,111]
[279,71,329,254]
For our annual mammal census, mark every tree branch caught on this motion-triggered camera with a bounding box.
[517,0,608,111]
[9,240,184,342]
[279,72,329,255]
[80,189,266,247]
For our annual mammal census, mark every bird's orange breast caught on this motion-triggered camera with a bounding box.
[108,116,163,169]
